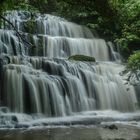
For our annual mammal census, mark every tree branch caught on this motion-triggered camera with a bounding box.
[0,14,33,47]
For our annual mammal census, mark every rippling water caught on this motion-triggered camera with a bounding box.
[0,124,140,140]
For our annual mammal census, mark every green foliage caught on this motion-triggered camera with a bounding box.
[68,55,95,62]
[110,0,140,58]
[28,0,57,13]
[127,51,140,71]
[14,2,38,12]
[0,0,14,12]
[0,0,39,13]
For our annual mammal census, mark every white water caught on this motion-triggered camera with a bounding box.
[0,11,139,128]
[1,11,117,60]
[3,11,94,38]
[3,58,137,115]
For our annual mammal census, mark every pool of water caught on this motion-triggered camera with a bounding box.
[0,110,140,140]
[0,124,140,140]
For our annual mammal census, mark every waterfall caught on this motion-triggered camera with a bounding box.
[0,11,138,127]
[2,57,137,115]
[3,11,94,38]
[0,29,25,55]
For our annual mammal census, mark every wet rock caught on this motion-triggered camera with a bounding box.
[0,107,10,113]
[114,138,126,140]
[126,88,130,91]
[104,124,118,130]
[11,116,18,123]
[0,125,14,128]
[32,122,45,127]
[14,124,29,129]
[0,114,19,126]
[131,122,138,125]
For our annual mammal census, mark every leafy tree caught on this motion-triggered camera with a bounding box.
[111,0,140,57]
[127,51,140,72]
[126,51,140,83]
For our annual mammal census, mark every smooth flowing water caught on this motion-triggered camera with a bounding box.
[0,11,139,131]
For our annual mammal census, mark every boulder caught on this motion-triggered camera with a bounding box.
[68,55,95,62]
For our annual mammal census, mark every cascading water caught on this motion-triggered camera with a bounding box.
[0,11,139,128]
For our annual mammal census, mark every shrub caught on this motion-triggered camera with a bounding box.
[127,51,140,71]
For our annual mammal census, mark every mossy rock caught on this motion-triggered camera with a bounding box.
[68,55,95,62]
[23,19,36,34]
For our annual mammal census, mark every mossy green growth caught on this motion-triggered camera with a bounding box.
[68,55,95,62]
[127,51,140,71]
[23,19,36,34]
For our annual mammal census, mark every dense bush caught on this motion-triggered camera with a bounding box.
[127,51,140,71]
[126,51,140,84]
[112,0,140,58]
